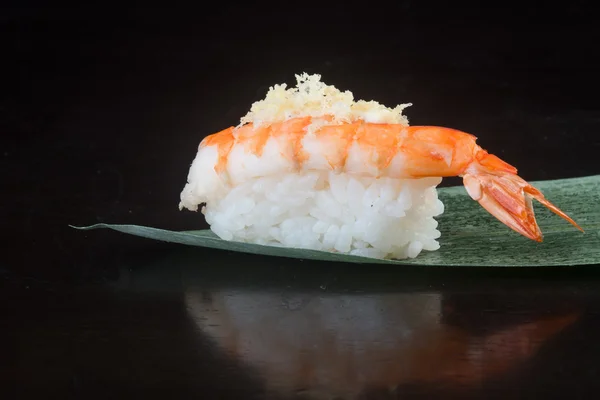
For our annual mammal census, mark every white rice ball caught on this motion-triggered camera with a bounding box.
[195,170,443,260]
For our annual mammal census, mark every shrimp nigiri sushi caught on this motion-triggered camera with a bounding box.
[179,73,582,260]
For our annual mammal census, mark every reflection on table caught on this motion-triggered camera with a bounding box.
[185,287,579,399]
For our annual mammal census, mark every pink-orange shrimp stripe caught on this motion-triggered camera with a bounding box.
[199,117,478,177]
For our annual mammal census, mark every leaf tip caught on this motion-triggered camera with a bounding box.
[69,223,106,231]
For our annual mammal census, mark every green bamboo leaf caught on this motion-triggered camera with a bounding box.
[72,175,600,266]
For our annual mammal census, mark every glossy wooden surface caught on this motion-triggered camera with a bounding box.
[3,4,600,399]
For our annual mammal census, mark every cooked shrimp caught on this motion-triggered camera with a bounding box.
[182,118,582,242]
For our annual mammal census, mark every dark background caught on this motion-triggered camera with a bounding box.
[3,3,600,399]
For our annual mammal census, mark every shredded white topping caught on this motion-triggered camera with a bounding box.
[238,73,412,128]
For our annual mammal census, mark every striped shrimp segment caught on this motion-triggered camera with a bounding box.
[345,123,402,178]
[204,120,478,180]
[301,121,357,172]
[399,126,477,178]
[207,117,413,181]
[202,126,235,174]
[222,117,309,185]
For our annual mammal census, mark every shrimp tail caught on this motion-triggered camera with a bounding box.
[462,150,583,242]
